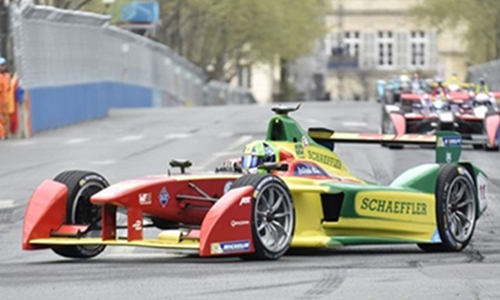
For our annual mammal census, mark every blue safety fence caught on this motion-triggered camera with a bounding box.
[29,82,153,133]
[11,4,253,135]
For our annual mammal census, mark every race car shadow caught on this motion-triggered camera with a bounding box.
[286,245,423,257]
[26,245,429,265]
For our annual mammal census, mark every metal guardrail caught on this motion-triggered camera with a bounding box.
[9,4,253,133]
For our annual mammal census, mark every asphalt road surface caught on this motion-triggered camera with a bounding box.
[1,101,499,300]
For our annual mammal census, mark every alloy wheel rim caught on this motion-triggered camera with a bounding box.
[254,184,293,253]
[445,176,476,243]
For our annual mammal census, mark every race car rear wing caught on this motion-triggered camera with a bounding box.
[308,128,462,163]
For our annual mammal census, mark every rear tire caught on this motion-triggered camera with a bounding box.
[232,174,295,260]
[485,145,499,151]
[417,164,477,252]
[51,171,109,259]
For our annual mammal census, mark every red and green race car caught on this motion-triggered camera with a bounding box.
[22,105,488,260]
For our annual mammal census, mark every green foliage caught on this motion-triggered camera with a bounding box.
[157,0,329,81]
[410,0,500,64]
[46,0,329,82]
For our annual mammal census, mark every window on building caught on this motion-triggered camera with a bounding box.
[344,31,360,57]
[410,30,427,67]
[377,31,394,67]
[238,65,252,88]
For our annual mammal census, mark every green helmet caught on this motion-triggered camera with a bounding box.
[241,141,279,172]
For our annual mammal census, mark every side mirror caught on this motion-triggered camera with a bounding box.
[169,159,192,174]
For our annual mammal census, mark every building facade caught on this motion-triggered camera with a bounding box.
[326,0,468,101]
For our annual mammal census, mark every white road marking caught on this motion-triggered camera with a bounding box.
[228,135,252,151]
[214,151,242,157]
[164,133,192,140]
[64,138,89,144]
[304,118,321,124]
[195,135,253,171]
[90,160,116,165]
[9,140,38,147]
[342,121,368,128]
[116,135,144,142]
[0,200,15,209]
[218,132,233,138]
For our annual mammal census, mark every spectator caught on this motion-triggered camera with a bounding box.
[0,57,13,140]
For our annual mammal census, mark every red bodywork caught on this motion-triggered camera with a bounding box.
[23,180,68,250]
[396,92,500,148]
[22,175,257,257]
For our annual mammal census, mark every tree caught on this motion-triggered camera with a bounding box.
[157,0,329,82]
[37,0,329,82]
[410,0,500,64]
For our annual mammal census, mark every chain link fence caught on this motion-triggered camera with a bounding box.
[10,4,253,133]
[466,59,500,90]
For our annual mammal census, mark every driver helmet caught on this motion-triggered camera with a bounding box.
[448,84,460,92]
[241,141,279,173]
[475,93,490,102]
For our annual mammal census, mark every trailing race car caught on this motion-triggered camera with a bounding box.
[23,105,488,261]
[382,90,500,150]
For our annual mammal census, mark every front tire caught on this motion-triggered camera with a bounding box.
[232,174,295,260]
[418,164,477,252]
[51,171,109,259]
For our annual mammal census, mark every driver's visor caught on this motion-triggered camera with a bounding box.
[241,155,264,169]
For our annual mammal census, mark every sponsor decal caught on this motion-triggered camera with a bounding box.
[295,144,304,157]
[437,136,462,147]
[159,187,170,207]
[79,174,105,187]
[301,136,309,147]
[253,176,276,199]
[132,220,142,231]
[239,196,251,206]
[223,181,233,194]
[211,240,251,254]
[294,163,328,176]
[306,150,342,169]
[231,220,250,227]
[138,193,152,205]
[360,197,427,216]
[477,173,488,212]
[431,229,442,243]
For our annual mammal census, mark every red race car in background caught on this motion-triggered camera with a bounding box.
[381,88,500,150]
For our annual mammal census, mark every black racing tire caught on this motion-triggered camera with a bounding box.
[231,174,295,261]
[388,144,404,150]
[473,144,483,150]
[417,164,477,252]
[417,243,447,252]
[485,145,499,151]
[51,170,109,259]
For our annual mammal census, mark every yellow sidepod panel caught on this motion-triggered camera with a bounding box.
[323,190,437,242]
[282,177,333,248]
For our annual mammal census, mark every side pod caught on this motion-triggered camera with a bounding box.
[199,186,255,257]
[22,180,68,250]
